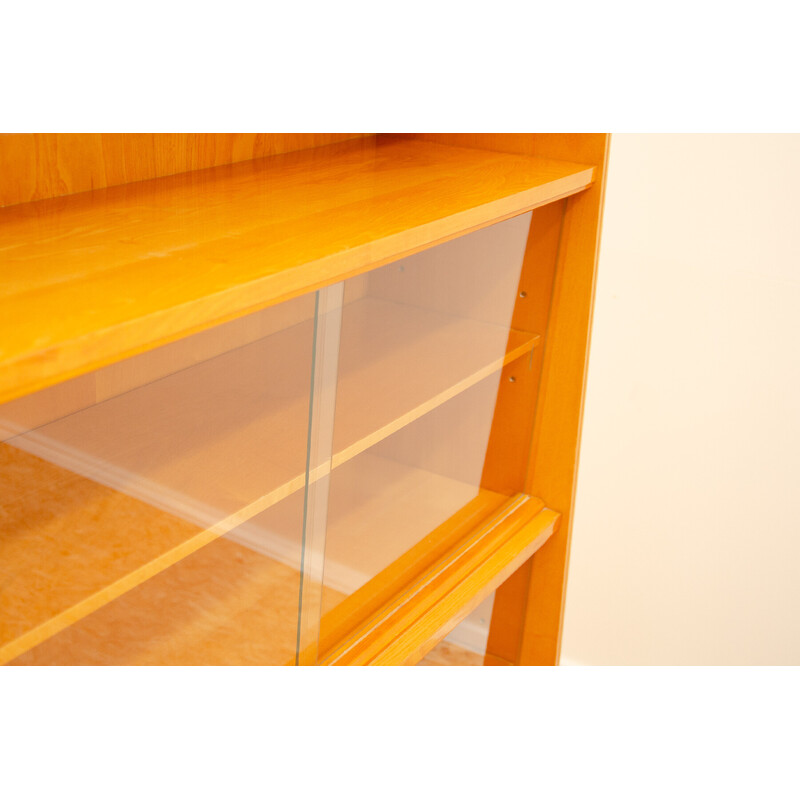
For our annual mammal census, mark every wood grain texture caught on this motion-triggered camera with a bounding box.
[1,296,536,663]
[1,133,605,667]
[0,133,371,207]
[0,136,592,405]
[400,133,603,163]
[321,496,559,666]
[483,134,610,666]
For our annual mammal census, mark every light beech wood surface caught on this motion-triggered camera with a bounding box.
[0,293,536,663]
[485,134,610,665]
[0,133,371,207]
[1,133,606,667]
[0,137,592,405]
[321,497,559,666]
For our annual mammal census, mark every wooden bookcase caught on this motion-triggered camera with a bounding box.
[0,133,608,666]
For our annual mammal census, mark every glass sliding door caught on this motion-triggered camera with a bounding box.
[1,205,564,666]
[312,211,546,661]
[1,295,317,665]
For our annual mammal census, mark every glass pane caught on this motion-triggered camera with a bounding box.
[317,212,542,659]
[8,498,306,665]
[0,295,316,665]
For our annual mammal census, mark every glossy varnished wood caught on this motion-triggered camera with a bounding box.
[1,133,607,667]
[0,133,371,207]
[321,497,559,666]
[0,294,538,664]
[0,137,592,405]
[484,134,610,666]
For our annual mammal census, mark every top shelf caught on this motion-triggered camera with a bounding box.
[0,136,594,405]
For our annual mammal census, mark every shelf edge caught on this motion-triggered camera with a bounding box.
[322,497,560,666]
[0,170,591,407]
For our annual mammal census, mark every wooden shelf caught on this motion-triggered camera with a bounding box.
[232,451,513,606]
[7,453,514,665]
[0,299,537,664]
[0,136,593,405]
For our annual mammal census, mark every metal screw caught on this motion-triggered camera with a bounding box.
[519,291,527,298]
[508,376,516,383]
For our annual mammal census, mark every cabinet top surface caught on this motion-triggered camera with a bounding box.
[0,135,593,404]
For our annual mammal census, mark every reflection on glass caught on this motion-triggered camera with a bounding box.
[316,212,537,658]
[0,207,552,666]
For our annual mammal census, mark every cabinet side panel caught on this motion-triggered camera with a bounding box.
[479,200,565,497]
[485,134,609,665]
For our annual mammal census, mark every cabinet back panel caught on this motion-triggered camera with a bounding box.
[0,133,373,207]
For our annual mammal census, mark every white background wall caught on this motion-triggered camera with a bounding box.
[560,134,800,664]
